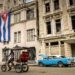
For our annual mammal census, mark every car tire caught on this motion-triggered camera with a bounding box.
[65,64,69,67]
[39,62,44,67]
[58,62,64,67]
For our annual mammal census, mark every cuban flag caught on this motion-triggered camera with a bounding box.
[0,12,11,42]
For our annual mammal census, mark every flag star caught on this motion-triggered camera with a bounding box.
[2,13,7,22]
[3,14,7,18]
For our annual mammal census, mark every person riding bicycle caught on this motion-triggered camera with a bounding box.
[8,50,14,71]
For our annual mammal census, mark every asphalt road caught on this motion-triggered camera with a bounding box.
[0,66,75,75]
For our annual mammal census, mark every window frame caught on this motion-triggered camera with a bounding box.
[46,21,52,34]
[71,15,75,30]
[69,0,75,6]
[14,32,17,43]
[14,13,20,23]
[54,0,60,10]
[14,31,21,43]
[45,2,50,13]
[55,19,61,33]
[18,31,21,43]
[26,8,34,20]
[27,29,35,41]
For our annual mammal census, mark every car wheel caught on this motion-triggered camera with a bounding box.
[65,64,69,67]
[58,62,64,67]
[39,62,44,67]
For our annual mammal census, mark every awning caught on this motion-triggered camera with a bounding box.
[12,45,29,50]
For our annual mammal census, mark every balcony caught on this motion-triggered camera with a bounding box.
[67,4,75,14]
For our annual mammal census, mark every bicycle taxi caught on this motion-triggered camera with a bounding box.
[1,45,29,73]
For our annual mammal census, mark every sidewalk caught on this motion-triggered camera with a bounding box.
[28,60,38,66]
[0,61,38,66]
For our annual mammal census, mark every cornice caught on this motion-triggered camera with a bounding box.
[11,1,36,12]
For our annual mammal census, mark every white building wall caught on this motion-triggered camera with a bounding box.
[0,1,40,63]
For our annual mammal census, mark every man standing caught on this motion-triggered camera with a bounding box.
[8,50,14,71]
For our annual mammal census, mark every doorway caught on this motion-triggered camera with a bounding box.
[28,47,36,60]
[71,44,75,57]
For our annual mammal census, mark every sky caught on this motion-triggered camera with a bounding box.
[26,0,33,3]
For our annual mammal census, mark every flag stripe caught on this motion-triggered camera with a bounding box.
[0,16,1,42]
[3,23,6,41]
[8,13,11,41]
[6,16,8,41]
[1,17,4,41]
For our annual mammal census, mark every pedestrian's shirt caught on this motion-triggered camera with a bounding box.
[8,52,14,60]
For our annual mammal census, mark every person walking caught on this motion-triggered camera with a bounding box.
[8,50,14,71]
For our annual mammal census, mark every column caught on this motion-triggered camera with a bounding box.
[35,41,41,60]
[49,43,51,56]
[68,14,73,31]
[58,41,61,55]
[40,39,46,55]
[51,0,54,13]
[64,43,72,57]
[51,18,56,35]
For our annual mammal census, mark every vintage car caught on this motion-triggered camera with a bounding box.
[37,54,74,67]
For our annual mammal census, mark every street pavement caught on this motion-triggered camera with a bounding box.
[0,66,75,75]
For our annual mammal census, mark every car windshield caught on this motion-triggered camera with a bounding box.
[48,56,65,59]
[60,56,65,58]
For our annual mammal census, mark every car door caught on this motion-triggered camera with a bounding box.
[42,58,53,65]
[48,56,59,65]
[51,58,58,65]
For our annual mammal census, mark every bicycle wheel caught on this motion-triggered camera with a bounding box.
[1,65,7,72]
[15,64,22,73]
[22,64,29,72]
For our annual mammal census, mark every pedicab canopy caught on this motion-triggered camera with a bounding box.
[11,45,29,50]
[2,45,29,61]
[11,45,29,62]
[3,45,29,51]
